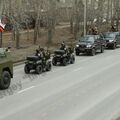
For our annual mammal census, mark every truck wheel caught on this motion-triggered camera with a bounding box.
[101,46,104,53]
[46,62,52,71]
[70,56,75,64]
[63,58,68,66]
[52,58,57,66]
[113,43,116,49]
[36,65,43,74]
[0,71,11,89]
[91,48,96,56]
[76,52,79,56]
[24,65,30,74]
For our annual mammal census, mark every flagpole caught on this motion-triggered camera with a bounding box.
[84,0,87,36]
[0,18,1,47]
[0,32,2,48]
[0,18,6,48]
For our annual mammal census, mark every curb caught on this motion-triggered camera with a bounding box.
[13,60,25,66]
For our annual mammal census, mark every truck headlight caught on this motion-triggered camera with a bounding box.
[87,44,92,48]
[109,40,114,43]
[76,45,79,47]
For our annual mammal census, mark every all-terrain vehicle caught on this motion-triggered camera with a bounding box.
[52,48,75,66]
[24,52,52,74]
[0,48,13,89]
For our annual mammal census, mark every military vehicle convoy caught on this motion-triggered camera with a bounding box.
[0,48,13,89]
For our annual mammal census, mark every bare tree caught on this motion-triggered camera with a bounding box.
[47,0,57,45]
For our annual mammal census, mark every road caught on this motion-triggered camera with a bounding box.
[0,48,120,120]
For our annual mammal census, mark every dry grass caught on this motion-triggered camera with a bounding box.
[2,23,75,62]
[10,45,56,62]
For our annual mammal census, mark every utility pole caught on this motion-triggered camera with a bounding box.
[84,0,87,36]
[91,0,94,23]
[111,0,113,24]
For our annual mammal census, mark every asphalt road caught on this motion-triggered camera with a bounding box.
[0,48,120,120]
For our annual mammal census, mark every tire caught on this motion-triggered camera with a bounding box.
[76,52,79,56]
[113,43,116,49]
[52,58,57,66]
[70,56,75,64]
[46,62,52,71]
[36,65,43,74]
[101,46,104,53]
[0,71,11,89]
[62,58,68,66]
[24,65,30,74]
[91,48,96,56]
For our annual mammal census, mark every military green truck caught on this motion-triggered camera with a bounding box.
[0,48,13,89]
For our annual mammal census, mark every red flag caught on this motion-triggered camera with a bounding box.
[0,19,6,32]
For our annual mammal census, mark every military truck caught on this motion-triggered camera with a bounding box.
[0,48,13,89]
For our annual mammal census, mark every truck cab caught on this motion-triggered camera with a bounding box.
[0,48,13,89]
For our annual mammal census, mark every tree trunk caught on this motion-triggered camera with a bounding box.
[26,23,30,41]
[34,26,38,45]
[48,28,53,45]
[16,29,20,49]
[70,16,74,34]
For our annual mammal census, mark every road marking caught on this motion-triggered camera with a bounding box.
[73,67,83,72]
[18,86,35,94]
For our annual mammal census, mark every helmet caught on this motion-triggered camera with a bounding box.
[36,49,39,53]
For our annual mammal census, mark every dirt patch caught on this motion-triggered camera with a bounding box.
[3,23,76,62]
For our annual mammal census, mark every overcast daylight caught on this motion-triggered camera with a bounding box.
[0,0,120,120]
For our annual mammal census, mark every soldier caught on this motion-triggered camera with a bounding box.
[110,25,117,32]
[40,48,46,69]
[81,31,84,37]
[5,47,11,52]
[92,27,98,35]
[36,47,45,58]
[60,41,67,51]
[94,27,98,35]
[35,49,40,56]
[45,49,51,61]
[88,26,92,35]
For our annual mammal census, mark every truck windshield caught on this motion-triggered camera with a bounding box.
[80,36,94,43]
[104,33,115,39]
